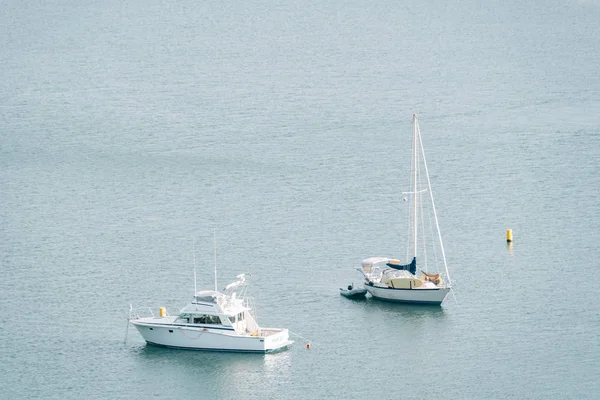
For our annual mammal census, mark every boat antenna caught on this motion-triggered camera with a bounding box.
[213,228,218,291]
[193,237,197,294]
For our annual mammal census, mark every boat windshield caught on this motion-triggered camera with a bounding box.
[382,269,414,279]
[192,315,222,324]
[175,313,222,325]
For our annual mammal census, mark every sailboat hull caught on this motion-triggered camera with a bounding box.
[365,284,450,305]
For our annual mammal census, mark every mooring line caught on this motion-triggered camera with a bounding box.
[289,330,317,346]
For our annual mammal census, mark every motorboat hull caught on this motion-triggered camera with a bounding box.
[364,284,450,305]
[130,319,293,353]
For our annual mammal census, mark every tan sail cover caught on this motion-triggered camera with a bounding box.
[384,277,423,289]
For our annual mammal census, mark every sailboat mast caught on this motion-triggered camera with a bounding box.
[412,114,418,259]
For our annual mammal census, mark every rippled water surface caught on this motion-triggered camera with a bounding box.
[1,0,600,399]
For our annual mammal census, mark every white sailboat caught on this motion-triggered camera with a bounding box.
[360,114,452,305]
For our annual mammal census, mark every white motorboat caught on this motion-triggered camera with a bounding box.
[360,114,452,305]
[129,273,293,353]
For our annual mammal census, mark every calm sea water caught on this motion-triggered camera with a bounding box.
[1,0,599,399]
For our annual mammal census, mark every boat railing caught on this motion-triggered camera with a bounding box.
[129,306,172,320]
[363,270,383,281]
[244,296,256,314]
[259,328,283,337]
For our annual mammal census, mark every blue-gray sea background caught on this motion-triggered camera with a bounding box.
[1,0,599,399]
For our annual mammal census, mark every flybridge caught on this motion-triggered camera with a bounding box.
[193,290,221,303]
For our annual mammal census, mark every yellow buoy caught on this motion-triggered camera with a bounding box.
[159,307,166,317]
[506,229,513,243]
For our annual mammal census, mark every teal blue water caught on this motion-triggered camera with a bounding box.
[1,0,599,399]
